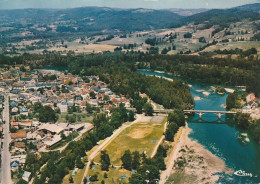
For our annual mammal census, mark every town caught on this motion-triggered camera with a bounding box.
[0,66,137,183]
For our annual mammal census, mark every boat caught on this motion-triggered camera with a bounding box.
[234,170,253,177]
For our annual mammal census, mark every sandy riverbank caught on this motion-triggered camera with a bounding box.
[161,125,231,184]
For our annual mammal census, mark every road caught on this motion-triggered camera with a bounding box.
[1,94,12,184]
[81,114,142,183]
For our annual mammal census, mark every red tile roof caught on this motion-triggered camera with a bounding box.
[11,132,26,139]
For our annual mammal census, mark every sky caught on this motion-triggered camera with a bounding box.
[0,0,259,10]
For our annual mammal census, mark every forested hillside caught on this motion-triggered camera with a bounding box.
[169,3,260,28]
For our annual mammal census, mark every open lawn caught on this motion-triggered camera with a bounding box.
[87,164,131,184]
[57,112,93,123]
[62,156,88,184]
[95,117,166,165]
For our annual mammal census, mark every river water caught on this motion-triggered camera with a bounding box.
[138,70,260,184]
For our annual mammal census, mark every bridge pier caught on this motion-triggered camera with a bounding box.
[214,113,223,120]
[198,112,205,119]
[217,113,223,120]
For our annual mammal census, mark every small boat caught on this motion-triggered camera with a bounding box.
[234,170,253,177]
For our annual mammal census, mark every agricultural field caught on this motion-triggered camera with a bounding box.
[203,41,260,53]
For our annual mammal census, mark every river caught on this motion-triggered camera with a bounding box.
[138,70,260,184]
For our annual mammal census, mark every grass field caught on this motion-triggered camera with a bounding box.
[95,117,166,165]
[62,156,88,184]
[57,112,93,123]
[87,164,131,184]
[203,41,260,53]
[83,116,166,183]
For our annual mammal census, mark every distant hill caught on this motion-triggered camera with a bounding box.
[234,3,260,11]
[167,8,208,16]
[0,7,182,33]
[0,4,259,40]
[169,3,260,28]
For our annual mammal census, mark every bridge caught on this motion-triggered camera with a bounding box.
[183,110,236,119]
[126,108,174,114]
[126,108,236,119]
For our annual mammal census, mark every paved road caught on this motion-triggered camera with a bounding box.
[1,94,12,184]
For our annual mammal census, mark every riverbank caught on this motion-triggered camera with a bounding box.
[163,125,231,184]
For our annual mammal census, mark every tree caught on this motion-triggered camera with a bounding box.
[128,110,135,121]
[38,106,57,123]
[32,102,43,114]
[129,173,144,184]
[121,150,132,170]
[235,112,250,129]
[132,151,140,170]
[16,179,28,184]
[184,32,192,38]
[100,151,110,171]
[168,110,185,127]
[89,174,98,182]
[76,156,85,169]
[226,91,240,110]
[199,37,206,43]
[104,173,108,178]
[165,122,179,141]
[143,103,153,116]
[89,91,96,99]
[69,176,74,183]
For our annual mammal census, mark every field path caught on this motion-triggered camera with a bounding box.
[151,120,168,158]
[81,114,143,183]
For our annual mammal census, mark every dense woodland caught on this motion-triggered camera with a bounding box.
[1,50,258,97]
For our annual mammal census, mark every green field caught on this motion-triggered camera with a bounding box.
[96,117,166,165]
[88,165,131,184]
[57,112,93,123]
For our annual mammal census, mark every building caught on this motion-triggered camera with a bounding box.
[38,123,64,135]
[11,132,27,141]
[57,101,68,113]
[22,171,31,182]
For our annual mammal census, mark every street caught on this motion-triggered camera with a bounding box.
[1,93,12,184]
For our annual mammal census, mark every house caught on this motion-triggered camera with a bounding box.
[242,106,251,113]
[14,142,26,149]
[11,132,27,141]
[11,122,19,129]
[19,121,32,128]
[11,107,19,113]
[20,107,29,116]
[10,161,20,170]
[22,171,31,182]
[57,101,68,113]
[246,93,256,104]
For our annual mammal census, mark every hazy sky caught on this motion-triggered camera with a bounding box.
[0,0,259,10]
